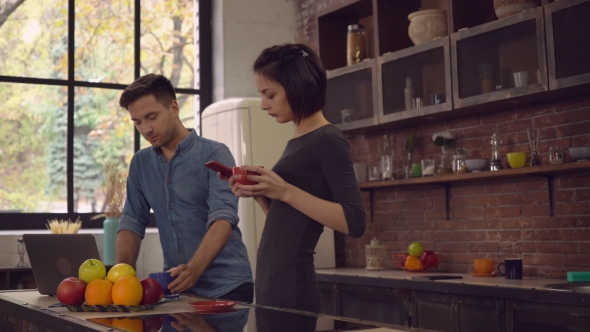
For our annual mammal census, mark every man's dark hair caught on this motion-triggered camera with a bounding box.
[253,43,327,124]
[119,74,177,110]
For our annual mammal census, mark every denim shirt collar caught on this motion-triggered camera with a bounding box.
[152,128,197,158]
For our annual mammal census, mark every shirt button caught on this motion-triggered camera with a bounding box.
[173,227,178,231]
[178,250,182,253]
[168,206,172,210]
[167,181,170,185]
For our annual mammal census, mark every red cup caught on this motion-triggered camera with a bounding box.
[232,167,262,185]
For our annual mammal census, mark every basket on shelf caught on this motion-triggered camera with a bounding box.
[392,253,441,272]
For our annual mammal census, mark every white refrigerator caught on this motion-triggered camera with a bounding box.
[201,98,336,278]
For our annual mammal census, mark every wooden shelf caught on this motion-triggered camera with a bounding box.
[360,160,590,190]
[359,161,590,222]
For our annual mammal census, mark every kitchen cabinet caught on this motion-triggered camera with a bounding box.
[0,267,36,290]
[411,291,505,332]
[318,282,410,326]
[545,0,590,91]
[317,270,590,332]
[507,300,590,332]
[378,37,452,125]
[316,0,590,133]
[451,7,547,110]
[324,60,379,131]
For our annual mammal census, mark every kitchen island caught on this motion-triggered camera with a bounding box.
[0,288,430,332]
[316,268,590,332]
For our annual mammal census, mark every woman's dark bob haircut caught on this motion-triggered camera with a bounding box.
[253,43,327,124]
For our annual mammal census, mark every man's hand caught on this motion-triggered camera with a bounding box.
[167,263,200,294]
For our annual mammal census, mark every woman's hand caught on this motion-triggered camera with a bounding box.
[232,165,291,201]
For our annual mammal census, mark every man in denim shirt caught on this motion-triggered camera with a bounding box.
[116,74,253,302]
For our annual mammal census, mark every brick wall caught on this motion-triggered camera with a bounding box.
[296,0,590,278]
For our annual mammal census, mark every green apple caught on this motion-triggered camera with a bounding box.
[78,259,107,284]
[408,242,425,257]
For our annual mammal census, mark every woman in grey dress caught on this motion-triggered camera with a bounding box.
[228,43,366,313]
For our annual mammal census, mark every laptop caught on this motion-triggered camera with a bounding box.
[23,234,101,296]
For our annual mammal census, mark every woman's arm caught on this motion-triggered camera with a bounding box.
[253,196,272,215]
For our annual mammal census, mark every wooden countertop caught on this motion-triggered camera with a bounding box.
[316,268,566,290]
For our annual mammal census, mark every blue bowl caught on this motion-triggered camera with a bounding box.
[465,158,489,172]
[149,272,176,294]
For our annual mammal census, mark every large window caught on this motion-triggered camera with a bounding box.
[0,0,211,229]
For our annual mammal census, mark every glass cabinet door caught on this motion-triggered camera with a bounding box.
[545,0,590,90]
[451,7,547,109]
[324,60,378,132]
[379,37,452,124]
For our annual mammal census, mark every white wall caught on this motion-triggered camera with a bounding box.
[212,0,297,102]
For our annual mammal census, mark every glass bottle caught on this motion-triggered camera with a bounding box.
[453,148,468,174]
[380,135,393,181]
[404,77,414,110]
[490,133,502,171]
[347,24,368,66]
[479,63,494,94]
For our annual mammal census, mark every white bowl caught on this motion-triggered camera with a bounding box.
[465,158,489,172]
[569,147,590,161]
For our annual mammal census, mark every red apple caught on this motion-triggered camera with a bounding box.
[57,277,86,305]
[143,315,164,332]
[420,250,439,269]
[140,277,163,305]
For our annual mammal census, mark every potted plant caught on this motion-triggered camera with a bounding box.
[405,131,418,178]
[432,131,457,176]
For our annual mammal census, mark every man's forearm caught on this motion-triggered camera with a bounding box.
[116,230,142,268]
[187,219,233,279]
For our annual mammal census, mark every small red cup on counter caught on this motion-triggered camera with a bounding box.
[232,167,263,185]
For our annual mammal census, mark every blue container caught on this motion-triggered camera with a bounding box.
[103,216,119,265]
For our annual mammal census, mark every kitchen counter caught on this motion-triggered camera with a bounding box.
[315,268,590,307]
[0,289,433,332]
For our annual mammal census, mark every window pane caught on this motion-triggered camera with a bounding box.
[0,83,66,212]
[139,94,200,149]
[73,88,133,213]
[75,0,134,84]
[141,0,197,89]
[0,0,67,79]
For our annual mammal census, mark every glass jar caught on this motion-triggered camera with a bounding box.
[453,148,468,174]
[549,146,565,164]
[347,24,368,66]
[478,63,493,94]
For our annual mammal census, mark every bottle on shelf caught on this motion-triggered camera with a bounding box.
[490,133,503,171]
[380,135,394,181]
[404,77,415,110]
[347,24,368,66]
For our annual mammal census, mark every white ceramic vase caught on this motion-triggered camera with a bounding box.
[494,0,540,19]
[408,9,448,46]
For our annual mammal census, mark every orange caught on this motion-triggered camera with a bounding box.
[112,275,143,306]
[85,279,113,305]
[404,256,424,271]
[112,318,143,332]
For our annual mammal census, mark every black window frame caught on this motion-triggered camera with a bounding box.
[0,0,212,230]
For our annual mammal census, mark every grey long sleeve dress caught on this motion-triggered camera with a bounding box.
[255,124,366,313]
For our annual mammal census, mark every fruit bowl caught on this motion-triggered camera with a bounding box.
[392,253,441,272]
[49,294,179,312]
